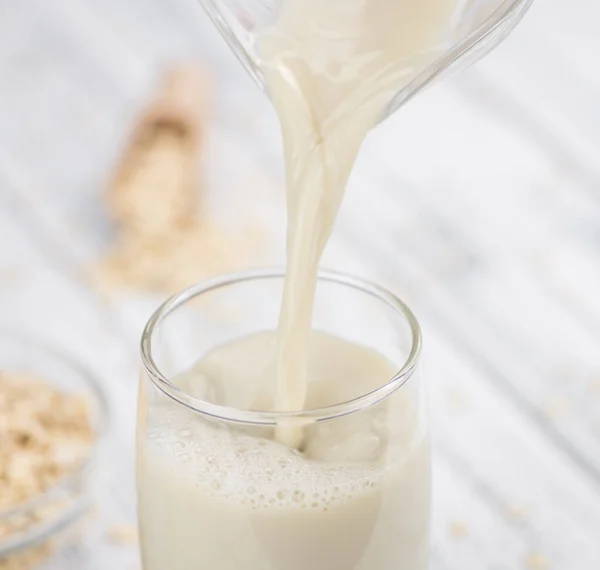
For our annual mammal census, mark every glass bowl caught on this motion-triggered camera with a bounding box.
[0,330,111,562]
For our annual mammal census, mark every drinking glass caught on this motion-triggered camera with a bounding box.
[137,268,427,570]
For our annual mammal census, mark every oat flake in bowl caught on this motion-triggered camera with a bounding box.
[0,333,110,568]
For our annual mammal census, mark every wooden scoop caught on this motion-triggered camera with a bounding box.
[107,65,210,237]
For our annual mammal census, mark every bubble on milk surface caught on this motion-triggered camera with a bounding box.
[146,406,391,511]
[144,333,420,512]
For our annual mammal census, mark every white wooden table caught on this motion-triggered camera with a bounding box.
[1,0,599,568]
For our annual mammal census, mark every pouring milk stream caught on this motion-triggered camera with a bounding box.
[260,0,460,446]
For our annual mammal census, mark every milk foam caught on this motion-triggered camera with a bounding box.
[146,331,419,511]
[147,412,384,511]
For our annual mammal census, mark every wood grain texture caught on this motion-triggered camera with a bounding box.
[0,0,598,568]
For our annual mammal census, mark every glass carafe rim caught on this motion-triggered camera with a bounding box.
[198,0,535,122]
[141,267,422,425]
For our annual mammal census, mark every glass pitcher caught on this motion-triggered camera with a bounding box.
[197,0,534,122]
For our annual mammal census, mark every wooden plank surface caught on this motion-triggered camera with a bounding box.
[0,0,599,569]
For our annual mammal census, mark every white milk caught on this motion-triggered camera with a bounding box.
[257,0,458,444]
[138,331,430,570]
[139,0,458,566]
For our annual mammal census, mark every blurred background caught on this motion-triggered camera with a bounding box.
[0,0,599,568]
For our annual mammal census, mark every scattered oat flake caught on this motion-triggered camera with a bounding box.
[94,220,265,295]
[0,265,25,287]
[107,524,139,546]
[588,377,600,394]
[542,396,570,420]
[445,387,470,413]
[506,505,528,523]
[448,521,469,539]
[524,551,549,569]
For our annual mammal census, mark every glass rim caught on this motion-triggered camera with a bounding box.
[140,267,422,425]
